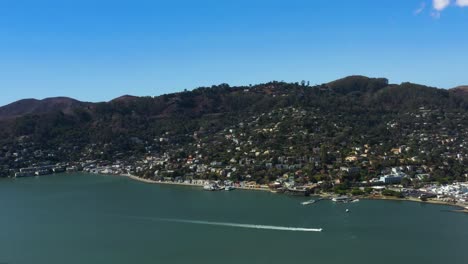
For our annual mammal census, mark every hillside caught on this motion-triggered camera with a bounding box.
[0,76,467,184]
[451,86,468,98]
[0,97,91,120]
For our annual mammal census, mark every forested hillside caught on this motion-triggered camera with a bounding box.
[1,76,467,184]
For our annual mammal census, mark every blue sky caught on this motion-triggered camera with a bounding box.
[0,0,467,106]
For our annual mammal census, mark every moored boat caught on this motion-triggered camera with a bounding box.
[224,186,235,191]
[203,184,217,191]
[285,187,310,196]
[332,196,351,203]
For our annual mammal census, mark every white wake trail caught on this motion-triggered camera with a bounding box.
[132,216,323,232]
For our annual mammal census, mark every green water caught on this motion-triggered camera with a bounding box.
[1,173,467,264]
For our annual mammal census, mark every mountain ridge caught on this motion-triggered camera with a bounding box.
[1,76,465,121]
[0,97,92,120]
[451,86,468,98]
[0,75,466,183]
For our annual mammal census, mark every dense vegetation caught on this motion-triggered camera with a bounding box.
[1,76,467,183]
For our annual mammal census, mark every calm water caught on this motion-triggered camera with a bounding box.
[1,173,467,264]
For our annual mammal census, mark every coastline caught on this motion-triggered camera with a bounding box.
[361,195,468,213]
[125,174,271,192]
[122,174,468,212]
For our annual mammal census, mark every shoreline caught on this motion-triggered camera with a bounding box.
[8,172,468,213]
[361,195,468,213]
[122,174,468,213]
[125,174,271,192]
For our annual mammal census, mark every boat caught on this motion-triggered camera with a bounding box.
[351,199,360,203]
[301,199,316,205]
[285,187,311,196]
[224,186,235,191]
[346,209,350,213]
[203,184,217,191]
[332,196,351,203]
[270,187,285,194]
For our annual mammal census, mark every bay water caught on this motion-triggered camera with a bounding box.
[1,173,466,264]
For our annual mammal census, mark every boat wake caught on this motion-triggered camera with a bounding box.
[129,216,323,232]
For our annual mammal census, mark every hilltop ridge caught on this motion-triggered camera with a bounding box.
[0,97,91,120]
[0,76,466,185]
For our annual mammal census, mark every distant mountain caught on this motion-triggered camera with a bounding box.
[326,75,389,94]
[111,95,139,103]
[0,77,465,137]
[452,85,468,91]
[451,86,468,98]
[0,97,91,120]
[0,76,466,126]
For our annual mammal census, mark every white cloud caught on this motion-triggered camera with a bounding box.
[414,2,426,14]
[433,0,451,11]
[429,0,467,18]
[456,0,468,6]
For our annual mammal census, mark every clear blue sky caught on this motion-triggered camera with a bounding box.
[1,0,467,106]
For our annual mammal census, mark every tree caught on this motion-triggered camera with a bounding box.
[351,188,364,196]
[401,178,411,188]
[320,145,329,166]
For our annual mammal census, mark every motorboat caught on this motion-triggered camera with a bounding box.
[301,199,316,205]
